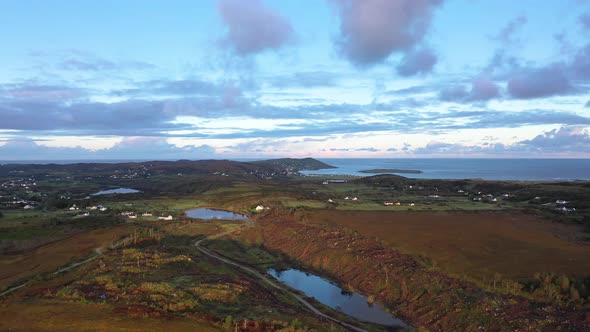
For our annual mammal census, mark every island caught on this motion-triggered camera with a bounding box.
[359,168,423,174]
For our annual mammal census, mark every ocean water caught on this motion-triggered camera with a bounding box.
[300,159,590,181]
[1,158,589,181]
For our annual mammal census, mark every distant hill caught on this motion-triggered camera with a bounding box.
[0,158,336,185]
[250,158,336,171]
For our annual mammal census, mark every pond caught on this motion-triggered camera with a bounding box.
[185,208,248,220]
[268,268,408,328]
[92,188,141,195]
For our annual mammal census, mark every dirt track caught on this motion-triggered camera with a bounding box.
[195,225,371,332]
[0,225,134,291]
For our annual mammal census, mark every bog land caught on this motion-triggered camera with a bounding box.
[1,158,589,331]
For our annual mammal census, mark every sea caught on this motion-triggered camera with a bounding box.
[300,158,590,181]
[1,158,589,181]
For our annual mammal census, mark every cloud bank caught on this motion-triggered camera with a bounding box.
[507,64,573,99]
[440,77,500,102]
[396,48,437,76]
[0,138,215,161]
[331,0,443,67]
[218,0,294,55]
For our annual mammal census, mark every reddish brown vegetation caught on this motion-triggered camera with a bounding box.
[300,210,590,281]
[239,211,590,331]
[0,225,135,289]
[113,305,171,318]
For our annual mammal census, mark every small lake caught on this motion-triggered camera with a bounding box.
[185,208,248,220]
[268,268,407,328]
[92,188,141,195]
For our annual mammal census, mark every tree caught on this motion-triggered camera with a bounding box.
[43,195,69,210]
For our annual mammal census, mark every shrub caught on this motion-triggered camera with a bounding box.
[223,315,233,329]
[289,319,302,328]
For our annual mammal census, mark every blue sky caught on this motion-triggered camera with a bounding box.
[1,0,589,160]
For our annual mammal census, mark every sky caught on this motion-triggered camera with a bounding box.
[1,0,590,160]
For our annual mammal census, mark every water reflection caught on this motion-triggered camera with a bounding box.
[92,188,141,195]
[269,268,407,328]
[185,208,248,220]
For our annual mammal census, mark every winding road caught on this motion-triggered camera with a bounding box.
[2,220,369,331]
[194,226,368,332]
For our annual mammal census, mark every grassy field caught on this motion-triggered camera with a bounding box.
[332,199,503,211]
[0,224,137,290]
[301,209,590,282]
[309,181,511,212]
[0,300,220,332]
[0,210,80,229]
[101,197,206,217]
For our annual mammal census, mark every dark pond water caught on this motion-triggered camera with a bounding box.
[92,188,141,195]
[185,208,248,220]
[268,268,407,328]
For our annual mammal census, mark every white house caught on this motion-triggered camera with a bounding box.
[158,215,173,221]
[255,205,265,211]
